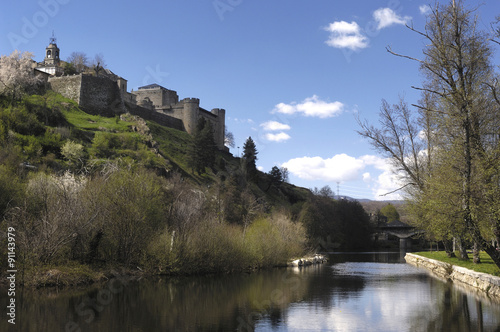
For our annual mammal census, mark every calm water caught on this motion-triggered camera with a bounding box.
[2,252,500,331]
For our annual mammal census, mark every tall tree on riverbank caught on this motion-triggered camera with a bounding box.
[358,0,500,267]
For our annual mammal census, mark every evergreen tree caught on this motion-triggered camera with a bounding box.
[243,136,258,179]
[188,118,216,175]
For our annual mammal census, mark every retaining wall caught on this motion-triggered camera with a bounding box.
[405,253,500,298]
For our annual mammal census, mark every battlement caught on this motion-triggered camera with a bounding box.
[182,98,200,104]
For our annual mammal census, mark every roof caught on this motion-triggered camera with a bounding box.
[138,83,167,90]
[385,220,413,228]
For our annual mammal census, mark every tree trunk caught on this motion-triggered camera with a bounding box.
[473,242,481,264]
[443,239,456,258]
[456,236,469,260]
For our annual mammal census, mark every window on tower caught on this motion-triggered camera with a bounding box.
[47,50,52,58]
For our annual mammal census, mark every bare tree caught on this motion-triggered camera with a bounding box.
[66,51,89,73]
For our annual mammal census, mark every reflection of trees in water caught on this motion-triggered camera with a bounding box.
[2,268,312,331]
[6,256,499,331]
[408,279,500,332]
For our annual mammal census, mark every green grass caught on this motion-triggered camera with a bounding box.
[62,108,134,132]
[414,251,500,277]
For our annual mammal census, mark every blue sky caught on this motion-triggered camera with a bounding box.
[2,0,500,200]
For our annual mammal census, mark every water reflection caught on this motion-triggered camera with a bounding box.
[1,252,500,331]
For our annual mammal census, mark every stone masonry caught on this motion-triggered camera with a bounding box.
[40,38,227,150]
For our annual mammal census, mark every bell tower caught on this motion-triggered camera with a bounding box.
[44,32,60,66]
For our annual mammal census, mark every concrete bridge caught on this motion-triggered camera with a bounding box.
[375,220,424,249]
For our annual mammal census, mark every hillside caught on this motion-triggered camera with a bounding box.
[0,89,376,285]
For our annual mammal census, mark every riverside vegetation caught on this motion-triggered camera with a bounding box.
[0,53,373,286]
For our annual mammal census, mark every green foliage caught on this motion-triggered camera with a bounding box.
[0,165,25,218]
[245,212,306,267]
[61,140,85,163]
[95,169,167,265]
[62,62,78,76]
[380,203,400,223]
[299,195,372,250]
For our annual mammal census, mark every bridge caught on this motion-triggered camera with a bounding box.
[375,220,424,249]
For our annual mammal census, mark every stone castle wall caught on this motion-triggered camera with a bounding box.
[48,74,226,150]
[49,74,125,116]
[79,75,125,116]
[125,102,184,131]
[48,75,82,103]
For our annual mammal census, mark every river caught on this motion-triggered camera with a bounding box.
[2,251,500,331]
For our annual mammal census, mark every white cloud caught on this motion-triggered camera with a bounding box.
[324,21,369,51]
[361,155,403,200]
[260,120,291,131]
[373,8,411,30]
[282,154,365,183]
[419,5,431,15]
[282,154,403,200]
[273,95,344,118]
[264,132,291,142]
[362,172,372,183]
[233,117,254,124]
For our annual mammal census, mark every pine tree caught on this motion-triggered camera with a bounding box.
[243,136,258,180]
[188,118,216,175]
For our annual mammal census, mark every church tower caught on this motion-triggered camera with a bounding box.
[44,33,60,66]
[37,32,63,76]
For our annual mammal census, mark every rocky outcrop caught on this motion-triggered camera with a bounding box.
[405,253,500,298]
[288,254,327,267]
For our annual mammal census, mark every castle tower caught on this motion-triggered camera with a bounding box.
[211,108,226,150]
[182,98,200,135]
[44,33,60,66]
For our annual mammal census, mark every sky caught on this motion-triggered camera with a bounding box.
[1,0,500,200]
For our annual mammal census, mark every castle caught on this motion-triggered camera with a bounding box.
[36,37,227,150]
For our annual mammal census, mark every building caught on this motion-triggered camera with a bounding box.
[40,37,227,150]
[36,34,64,77]
[131,84,226,150]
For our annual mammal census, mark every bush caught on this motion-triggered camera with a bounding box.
[178,220,250,274]
[245,212,306,267]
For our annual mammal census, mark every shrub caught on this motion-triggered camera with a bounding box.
[245,212,306,267]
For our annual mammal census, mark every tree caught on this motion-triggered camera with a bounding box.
[91,53,106,70]
[62,62,77,76]
[380,204,400,223]
[224,127,235,148]
[66,51,89,73]
[188,118,216,174]
[243,136,258,179]
[0,51,43,102]
[359,0,500,267]
[269,166,282,182]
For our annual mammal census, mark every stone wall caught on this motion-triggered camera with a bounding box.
[48,75,82,103]
[79,75,125,116]
[405,253,500,298]
[125,102,184,131]
[49,74,125,116]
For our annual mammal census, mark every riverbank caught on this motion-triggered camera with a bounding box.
[405,253,500,298]
[1,253,328,289]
